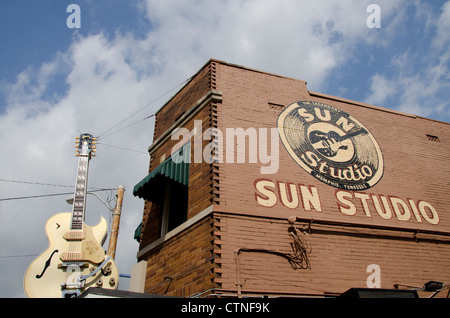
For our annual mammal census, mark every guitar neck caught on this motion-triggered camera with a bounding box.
[71,155,90,230]
[337,129,367,142]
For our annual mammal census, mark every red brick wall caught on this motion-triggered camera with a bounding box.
[217,213,450,297]
[143,215,218,297]
[214,62,450,234]
[138,60,217,248]
[138,61,222,297]
[153,62,214,139]
[137,60,450,297]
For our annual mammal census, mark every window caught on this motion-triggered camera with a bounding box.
[133,142,190,240]
[161,178,188,235]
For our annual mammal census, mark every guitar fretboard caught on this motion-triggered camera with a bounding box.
[71,156,89,230]
[335,129,368,142]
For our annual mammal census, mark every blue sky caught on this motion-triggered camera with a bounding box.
[1,1,449,120]
[0,0,449,298]
[0,1,151,110]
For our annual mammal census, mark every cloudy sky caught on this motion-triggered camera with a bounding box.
[0,0,449,298]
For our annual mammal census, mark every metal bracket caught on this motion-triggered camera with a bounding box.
[79,256,111,282]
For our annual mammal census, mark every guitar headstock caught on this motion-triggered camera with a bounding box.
[75,133,97,158]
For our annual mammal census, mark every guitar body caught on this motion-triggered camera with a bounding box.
[24,212,119,298]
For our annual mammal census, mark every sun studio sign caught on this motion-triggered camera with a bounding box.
[278,101,384,191]
[254,101,439,226]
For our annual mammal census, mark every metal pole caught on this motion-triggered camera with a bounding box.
[107,185,125,259]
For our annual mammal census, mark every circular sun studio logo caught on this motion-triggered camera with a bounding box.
[278,101,384,191]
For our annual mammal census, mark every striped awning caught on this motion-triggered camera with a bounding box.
[132,143,190,201]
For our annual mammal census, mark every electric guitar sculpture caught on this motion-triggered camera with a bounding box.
[24,134,119,298]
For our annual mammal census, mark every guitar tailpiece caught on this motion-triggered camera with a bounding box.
[59,257,111,298]
[61,289,81,298]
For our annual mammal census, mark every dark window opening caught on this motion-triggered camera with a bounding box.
[165,179,188,233]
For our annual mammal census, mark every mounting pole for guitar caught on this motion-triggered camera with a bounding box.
[107,185,125,260]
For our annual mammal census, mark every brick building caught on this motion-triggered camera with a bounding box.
[132,59,450,298]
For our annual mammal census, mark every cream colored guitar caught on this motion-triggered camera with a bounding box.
[24,134,119,298]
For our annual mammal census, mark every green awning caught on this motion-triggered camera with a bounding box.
[134,222,142,242]
[133,143,190,201]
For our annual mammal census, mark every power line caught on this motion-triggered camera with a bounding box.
[0,254,38,259]
[96,75,193,140]
[0,179,114,191]
[0,188,116,202]
[96,142,148,155]
[98,114,154,140]
[0,179,73,188]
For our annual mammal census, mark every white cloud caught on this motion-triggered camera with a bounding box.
[364,1,450,119]
[366,62,449,118]
[365,73,398,106]
[0,31,156,297]
[433,1,450,49]
[139,0,406,89]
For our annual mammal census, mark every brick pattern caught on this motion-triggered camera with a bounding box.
[143,216,217,297]
[218,213,450,297]
[153,64,212,139]
[137,61,222,297]
[138,60,218,246]
[215,62,450,234]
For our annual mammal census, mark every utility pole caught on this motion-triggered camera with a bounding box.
[108,185,125,259]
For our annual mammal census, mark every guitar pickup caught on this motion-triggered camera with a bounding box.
[60,252,84,262]
[63,231,86,240]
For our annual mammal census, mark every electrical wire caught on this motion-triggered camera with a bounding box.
[97,114,154,141]
[0,254,38,259]
[96,142,148,155]
[0,188,116,202]
[0,179,73,188]
[96,75,194,141]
